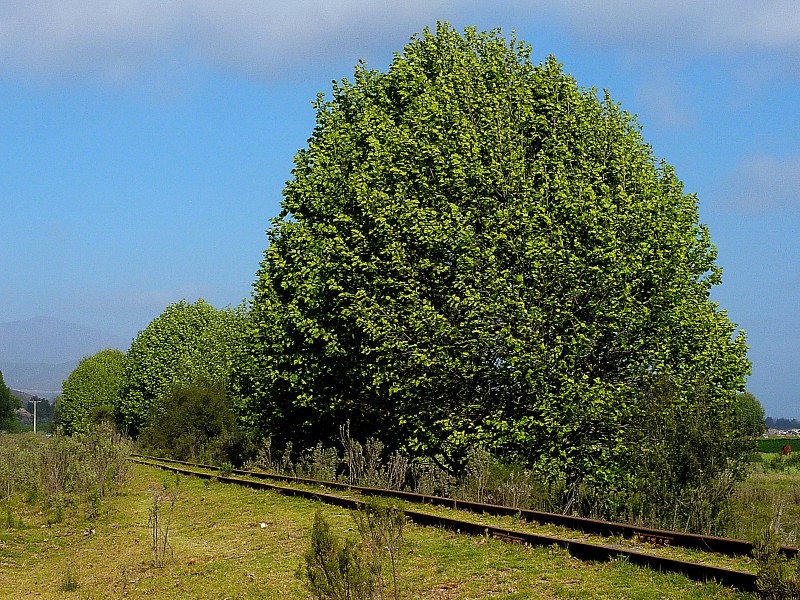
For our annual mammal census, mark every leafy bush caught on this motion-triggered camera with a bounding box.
[138,380,248,466]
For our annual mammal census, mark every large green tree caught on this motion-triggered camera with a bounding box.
[58,348,126,435]
[119,299,245,435]
[237,24,749,501]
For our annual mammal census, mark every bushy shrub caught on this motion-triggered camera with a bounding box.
[300,501,405,600]
[138,380,248,466]
[300,509,372,600]
[754,525,800,599]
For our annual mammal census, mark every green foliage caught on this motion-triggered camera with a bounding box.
[300,509,373,600]
[754,525,800,599]
[58,348,126,435]
[0,371,18,431]
[736,391,766,437]
[623,378,753,533]
[301,501,404,600]
[237,23,750,513]
[119,299,246,435]
[138,380,246,465]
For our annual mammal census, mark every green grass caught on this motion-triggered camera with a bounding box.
[729,471,800,543]
[757,437,800,454]
[0,463,754,599]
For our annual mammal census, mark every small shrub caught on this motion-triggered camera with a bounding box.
[410,459,453,497]
[148,480,178,568]
[463,446,492,503]
[298,443,339,481]
[386,451,410,491]
[299,509,372,600]
[47,493,67,526]
[280,441,295,476]
[340,423,365,485]
[754,525,800,599]
[363,438,385,487]
[353,498,405,600]
[3,503,17,529]
[254,436,275,472]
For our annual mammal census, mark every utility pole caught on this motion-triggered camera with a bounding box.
[29,398,41,433]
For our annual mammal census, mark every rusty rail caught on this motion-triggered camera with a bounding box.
[132,455,765,592]
[133,454,795,559]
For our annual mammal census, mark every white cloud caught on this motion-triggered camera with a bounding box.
[722,154,800,213]
[0,0,452,82]
[542,0,800,55]
[1,1,799,84]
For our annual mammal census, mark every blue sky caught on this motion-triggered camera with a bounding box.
[1,2,798,417]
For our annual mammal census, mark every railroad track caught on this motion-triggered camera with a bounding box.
[132,454,782,593]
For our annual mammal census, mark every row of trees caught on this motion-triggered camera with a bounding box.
[56,24,757,529]
[57,300,246,464]
[765,417,800,431]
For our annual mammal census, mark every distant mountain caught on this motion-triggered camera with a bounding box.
[0,317,128,397]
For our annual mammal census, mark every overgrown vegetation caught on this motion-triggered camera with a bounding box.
[243,427,754,535]
[300,499,405,600]
[1,456,751,599]
[754,523,800,599]
[0,424,131,523]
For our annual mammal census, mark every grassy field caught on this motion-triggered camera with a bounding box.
[0,462,754,599]
[729,470,800,544]
[757,437,800,454]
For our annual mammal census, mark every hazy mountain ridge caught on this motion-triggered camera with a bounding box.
[0,317,128,396]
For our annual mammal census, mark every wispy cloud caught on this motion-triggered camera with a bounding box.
[0,0,450,82]
[721,154,800,213]
[1,1,798,83]
[541,1,800,55]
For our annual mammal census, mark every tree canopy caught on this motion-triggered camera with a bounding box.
[119,299,246,435]
[236,24,750,505]
[58,348,126,435]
